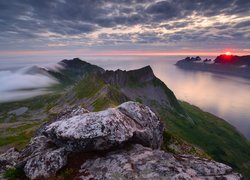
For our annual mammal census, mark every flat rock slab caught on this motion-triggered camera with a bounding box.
[79,144,242,180]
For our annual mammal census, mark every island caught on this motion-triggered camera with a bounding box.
[176,54,250,79]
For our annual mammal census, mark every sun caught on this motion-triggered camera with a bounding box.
[225,51,232,55]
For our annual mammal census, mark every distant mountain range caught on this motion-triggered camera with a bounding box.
[176,55,250,79]
[0,58,250,178]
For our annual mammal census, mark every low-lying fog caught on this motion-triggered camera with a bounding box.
[0,66,58,103]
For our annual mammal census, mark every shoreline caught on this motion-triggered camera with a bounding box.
[175,62,250,79]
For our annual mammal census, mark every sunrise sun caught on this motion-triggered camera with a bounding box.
[225,51,232,55]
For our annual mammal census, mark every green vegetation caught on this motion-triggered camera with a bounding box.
[161,101,250,178]
[4,168,27,180]
[152,78,186,115]
[0,93,62,112]
[92,86,129,111]
[0,122,43,151]
[162,130,209,158]
[58,168,74,180]
[0,93,62,152]
[74,75,105,99]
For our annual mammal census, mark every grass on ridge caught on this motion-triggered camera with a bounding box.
[161,101,250,178]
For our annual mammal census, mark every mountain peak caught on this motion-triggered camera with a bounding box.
[103,65,155,86]
[60,58,90,67]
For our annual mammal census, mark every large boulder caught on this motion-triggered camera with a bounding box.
[43,101,163,151]
[79,144,242,180]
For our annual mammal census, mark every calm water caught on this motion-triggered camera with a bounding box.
[1,56,250,140]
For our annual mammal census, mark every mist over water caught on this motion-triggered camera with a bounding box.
[0,56,249,140]
[0,65,58,102]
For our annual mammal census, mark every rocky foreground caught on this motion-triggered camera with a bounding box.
[0,102,242,179]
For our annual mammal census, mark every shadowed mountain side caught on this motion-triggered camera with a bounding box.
[102,66,186,115]
[47,58,105,85]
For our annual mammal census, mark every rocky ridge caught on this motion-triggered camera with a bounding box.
[0,101,241,179]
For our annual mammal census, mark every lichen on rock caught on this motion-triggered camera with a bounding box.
[43,101,163,151]
[79,144,242,180]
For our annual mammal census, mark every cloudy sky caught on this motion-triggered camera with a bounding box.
[0,0,250,60]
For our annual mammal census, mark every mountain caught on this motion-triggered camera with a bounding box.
[176,55,250,79]
[0,58,250,178]
[214,55,250,66]
[102,66,186,115]
[47,58,105,85]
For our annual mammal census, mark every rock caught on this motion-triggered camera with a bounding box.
[43,101,163,151]
[18,136,57,163]
[79,144,242,180]
[24,147,67,179]
[18,136,68,179]
[36,106,89,136]
[103,66,155,87]
[0,148,20,173]
[118,102,163,149]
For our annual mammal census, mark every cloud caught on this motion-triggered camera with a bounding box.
[0,0,249,52]
[0,66,58,102]
[48,43,67,47]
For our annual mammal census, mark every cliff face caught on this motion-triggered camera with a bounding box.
[102,66,185,115]
[103,66,155,86]
[0,102,241,179]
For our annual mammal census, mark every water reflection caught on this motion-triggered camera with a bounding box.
[91,58,250,140]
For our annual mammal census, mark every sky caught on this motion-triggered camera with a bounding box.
[0,0,250,61]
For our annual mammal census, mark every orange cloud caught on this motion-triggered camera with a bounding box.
[47,43,67,47]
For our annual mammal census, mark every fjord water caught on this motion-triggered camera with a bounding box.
[1,56,250,140]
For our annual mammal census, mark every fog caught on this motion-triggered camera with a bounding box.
[0,66,58,102]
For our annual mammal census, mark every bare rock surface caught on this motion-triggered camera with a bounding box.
[18,135,68,179]
[0,148,20,173]
[44,101,163,151]
[24,147,67,179]
[79,144,242,180]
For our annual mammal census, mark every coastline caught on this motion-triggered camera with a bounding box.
[175,61,250,79]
